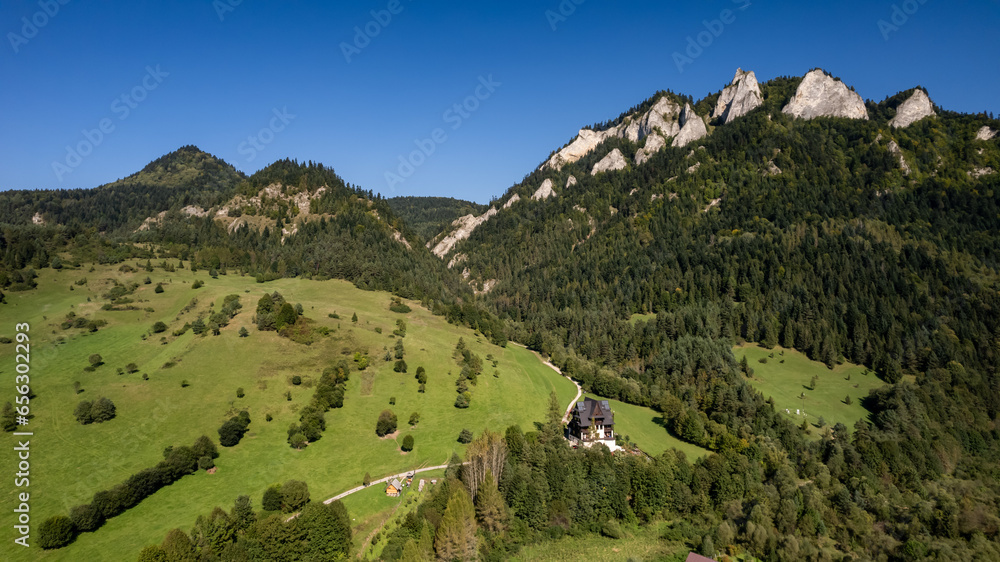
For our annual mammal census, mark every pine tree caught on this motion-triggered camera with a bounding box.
[434,486,478,561]
[475,470,507,534]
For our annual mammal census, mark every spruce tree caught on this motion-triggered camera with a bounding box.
[434,486,478,561]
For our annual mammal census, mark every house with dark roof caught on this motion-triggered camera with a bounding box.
[568,397,619,452]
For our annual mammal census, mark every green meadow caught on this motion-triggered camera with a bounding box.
[0,263,576,561]
[734,344,885,433]
[581,394,710,461]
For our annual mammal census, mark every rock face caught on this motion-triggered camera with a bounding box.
[888,140,911,175]
[502,193,521,209]
[712,68,763,124]
[430,207,497,258]
[532,179,557,200]
[544,96,687,171]
[565,175,577,188]
[635,133,666,165]
[976,126,998,141]
[672,104,709,147]
[591,148,627,175]
[890,89,935,128]
[782,70,868,120]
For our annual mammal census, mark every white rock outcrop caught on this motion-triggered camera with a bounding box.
[566,175,577,188]
[430,207,497,258]
[622,97,682,142]
[635,133,666,165]
[672,104,709,147]
[888,140,911,175]
[782,70,868,120]
[31,212,45,225]
[890,89,935,128]
[544,128,621,171]
[976,126,998,141]
[502,194,521,209]
[713,68,763,124]
[544,96,689,171]
[532,179,557,200]
[591,148,627,175]
[969,167,995,179]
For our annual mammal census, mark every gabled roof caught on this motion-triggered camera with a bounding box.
[575,397,614,427]
[388,479,402,490]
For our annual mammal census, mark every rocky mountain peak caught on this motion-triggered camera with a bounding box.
[782,69,868,120]
[671,104,709,147]
[890,89,936,128]
[712,68,763,124]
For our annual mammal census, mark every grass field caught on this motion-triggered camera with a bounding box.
[581,394,710,461]
[734,344,886,433]
[0,263,576,561]
[512,521,687,561]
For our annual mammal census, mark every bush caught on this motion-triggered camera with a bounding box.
[393,359,408,373]
[262,485,282,512]
[601,519,624,539]
[198,456,215,470]
[192,280,204,289]
[74,400,94,424]
[239,326,249,337]
[401,434,414,452]
[236,387,245,398]
[389,396,396,405]
[125,363,139,374]
[218,411,251,447]
[458,429,473,444]
[152,321,167,334]
[376,409,397,437]
[38,515,75,549]
[291,375,302,385]
[90,397,116,423]
[69,504,104,533]
[454,393,470,409]
[88,354,103,367]
[154,283,164,294]
[408,412,420,426]
[281,480,310,512]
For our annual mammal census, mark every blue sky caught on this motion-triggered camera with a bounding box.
[1,0,997,203]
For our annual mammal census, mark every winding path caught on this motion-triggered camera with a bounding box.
[510,342,583,422]
[288,344,582,522]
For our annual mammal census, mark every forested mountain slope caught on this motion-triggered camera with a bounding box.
[430,69,1000,559]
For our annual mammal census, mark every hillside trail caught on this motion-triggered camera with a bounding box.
[509,342,583,423]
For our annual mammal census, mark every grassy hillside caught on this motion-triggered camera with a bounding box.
[0,263,575,561]
[734,344,886,433]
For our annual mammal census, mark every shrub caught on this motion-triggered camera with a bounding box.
[125,363,139,374]
[418,383,426,393]
[376,410,397,437]
[218,411,251,447]
[393,359,408,373]
[88,354,103,367]
[291,375,302,385]
[281,480,310,512]
[239,327,249,338]
[401,434,414,452]
[262,485,282,512]
[458,429,473,443]
[236,387,245,398]
[198,456,215,470]
[152,321,167,333]
[454,393,470,409]
[154,283,164,294]
[74,400,94,424]
[389,396,396,405]
[89,397,116,423]
[408,412,420,426]
[38,515,75,549]
[69,504,104,533]
[192,280,204,289]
